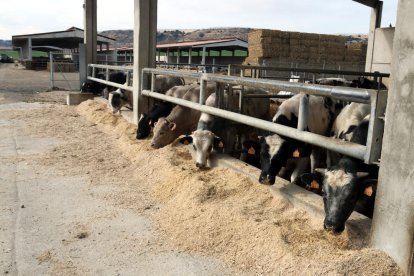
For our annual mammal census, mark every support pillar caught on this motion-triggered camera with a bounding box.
[188,48,192,65]
[81,0,97,89]
[370,1,414,274]
[133,0,157,124]
[177,48,180,64]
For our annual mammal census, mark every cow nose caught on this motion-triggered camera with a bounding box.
[196,162,205,169]
[151,143,157,148]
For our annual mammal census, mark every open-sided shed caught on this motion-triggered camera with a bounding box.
[12,27,115,61]
[80,1,414,274]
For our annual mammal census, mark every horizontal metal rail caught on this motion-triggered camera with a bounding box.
[230,64,390,78]
[203,74,373,104]
[87,76,132,91]
[88,64,133,71]
[141,89,366,160]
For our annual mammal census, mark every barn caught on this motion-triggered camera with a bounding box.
[79,0,414,274]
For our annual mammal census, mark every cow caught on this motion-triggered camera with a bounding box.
[136,82,191,140]
[80,73,105,95]
[150,84,216,149]
[258,94,342,185]
[102,72,128,99]
[327,102,370,166]
[178,87,270,169]
[301,117,377,234]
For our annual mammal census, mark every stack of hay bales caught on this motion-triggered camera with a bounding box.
[245,29,366,71]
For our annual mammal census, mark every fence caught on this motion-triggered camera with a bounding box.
[86,64,388,165]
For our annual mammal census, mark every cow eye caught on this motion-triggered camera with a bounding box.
[159,132,164,135]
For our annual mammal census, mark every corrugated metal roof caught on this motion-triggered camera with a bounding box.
[156,38,241,49]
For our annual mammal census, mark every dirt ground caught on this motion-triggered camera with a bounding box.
[0,64,402,275]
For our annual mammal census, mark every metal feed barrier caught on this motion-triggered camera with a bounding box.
[86,64,388,165]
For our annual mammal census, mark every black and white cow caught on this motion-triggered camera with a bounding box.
[301,117,377,233]
[80,73,105,95]
[258,94,341,185]
[102,72,127,99]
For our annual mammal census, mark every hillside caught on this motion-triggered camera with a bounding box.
[99,28,254,48]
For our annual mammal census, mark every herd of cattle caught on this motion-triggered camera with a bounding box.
[81,72,384,234]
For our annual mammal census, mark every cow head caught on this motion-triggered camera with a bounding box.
[151,117,177,149]
[179,130,224,169]
[258,135,286,185]
[301,169,376,234]
[258,135,308,185]
[109,89,128,114]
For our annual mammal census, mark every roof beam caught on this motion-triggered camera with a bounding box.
[352,0,379,8]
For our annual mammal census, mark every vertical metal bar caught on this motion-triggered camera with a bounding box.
[49,53,54,89]
[92,65,96,78]
[105,68,109,81]
[240,68,244,78]
[126,71,131,86]
[199,79,206,105]
[297,93,309,131]
[227,64,231,76]
[238,86,244,113]
[365,89,387,164]
[151,73,156,92]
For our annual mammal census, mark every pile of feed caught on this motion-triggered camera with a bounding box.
[21,99,400,275]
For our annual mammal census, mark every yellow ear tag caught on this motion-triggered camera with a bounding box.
[292,149,300,158]
[183,140,189,145]
[364,186,373,197]
[248,146,256,155]
[218,141,224,148]
[310,180,320,190]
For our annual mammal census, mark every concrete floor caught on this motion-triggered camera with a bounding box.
[0,102,232,275]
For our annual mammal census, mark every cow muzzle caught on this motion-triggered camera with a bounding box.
[259,174,276,185]
[323,221,345,234]
[196,162,206,169]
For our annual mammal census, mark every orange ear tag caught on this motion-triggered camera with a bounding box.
[310,180,320,190]
[218,141,224,148]
[248,146,256,155]
[364,186,373,197]
[292,149,300,158]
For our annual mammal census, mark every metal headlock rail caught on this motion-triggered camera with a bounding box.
[86,64,388,165]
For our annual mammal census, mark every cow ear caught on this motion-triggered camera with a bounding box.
[179,136,193,145]
[213,136,224,149]
[169,122,176,131]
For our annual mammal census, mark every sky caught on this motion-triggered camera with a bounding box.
[0,0,398,40]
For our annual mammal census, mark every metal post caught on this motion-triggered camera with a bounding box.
[297,93,309,131]
[49,53,54,89]
[199,79,206,105]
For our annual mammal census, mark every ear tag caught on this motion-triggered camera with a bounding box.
[183,140,189,145]
[364,186,373,197]
[310,180,320,190]
[292,149,300,158]
[248,146,256,155]
[218,141,224,148]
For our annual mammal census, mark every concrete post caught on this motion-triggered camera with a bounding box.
[370,1,414,274]
[365,1,383,73]
[83,0,97,65]
[166,49,169,64]
[133,0,157,124]
[201,46,206,65]
[22,38,32,60]
[177,48,180,64]
[188,48,192,65]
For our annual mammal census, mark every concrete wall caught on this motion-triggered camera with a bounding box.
[371,27,395,87]
[370,1,414,275]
